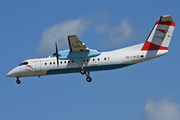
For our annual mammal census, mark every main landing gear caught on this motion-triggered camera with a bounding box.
[86,72,92,82]
[80,68,86,75]
[16,77,21,84]
[80,68,92,82]
[78,61,92,82]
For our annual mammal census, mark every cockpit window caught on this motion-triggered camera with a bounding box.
[19,62,28,66]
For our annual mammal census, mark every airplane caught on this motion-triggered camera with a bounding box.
[7,15,175,84]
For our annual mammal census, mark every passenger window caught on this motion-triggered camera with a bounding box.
[104,58,106,60]
[98,58,100,61]
[68,61,70,63]
[45,63,47,65]
[93,59,95,61]
[87,59,89,62]
[64,61,66,63]
[53,62,55,64]
[60,61,62,64]
[72,60,74,63]
[50,62,52,65]
[83,59,85,62]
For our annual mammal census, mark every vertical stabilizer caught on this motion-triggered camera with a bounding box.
[141,16,175,51]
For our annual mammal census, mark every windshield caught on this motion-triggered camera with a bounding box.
[19,62,28,66]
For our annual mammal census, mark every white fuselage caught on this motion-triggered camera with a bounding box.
[6,15,175,84]
[7,43,168,78]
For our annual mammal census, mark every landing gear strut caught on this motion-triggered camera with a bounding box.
[16,77,21,84]
[78,61,86,75]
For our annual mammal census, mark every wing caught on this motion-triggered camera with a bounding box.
[68,35,89,52]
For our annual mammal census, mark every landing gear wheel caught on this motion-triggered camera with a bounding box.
[86,76,92,82]
[16,80,21,84]
[80,69,86,75]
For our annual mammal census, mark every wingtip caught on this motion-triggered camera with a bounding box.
[67,35,76,37]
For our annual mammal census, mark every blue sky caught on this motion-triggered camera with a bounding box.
[1,0,180,120]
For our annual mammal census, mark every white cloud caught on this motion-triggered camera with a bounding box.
[144,97,180,120]
[37,18,90,56]
[37,15,133,56]
[95,19,133,45]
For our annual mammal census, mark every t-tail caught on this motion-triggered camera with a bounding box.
[141,15,175,51]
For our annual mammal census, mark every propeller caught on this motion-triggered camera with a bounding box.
[53,42,59,67]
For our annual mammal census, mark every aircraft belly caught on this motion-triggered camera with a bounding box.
[46,63,133,75]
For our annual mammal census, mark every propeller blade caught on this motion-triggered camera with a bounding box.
[54,42,59,67]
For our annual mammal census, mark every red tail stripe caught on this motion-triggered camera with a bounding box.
[156,29,166,33]
[141,41,168,51]
[156,20,176,26]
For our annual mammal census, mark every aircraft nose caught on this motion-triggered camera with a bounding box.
[7,69,16,77]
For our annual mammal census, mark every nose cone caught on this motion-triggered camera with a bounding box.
[7,69,16,77]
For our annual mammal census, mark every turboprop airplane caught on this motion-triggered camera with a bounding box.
[7,15,175,84]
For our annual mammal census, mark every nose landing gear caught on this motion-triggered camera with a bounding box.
[16,77,21,84]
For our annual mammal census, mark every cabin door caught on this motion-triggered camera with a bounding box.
[35,60,41,72]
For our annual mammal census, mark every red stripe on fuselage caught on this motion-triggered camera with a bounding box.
[26,65,34,69]
[141,41,168,51]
